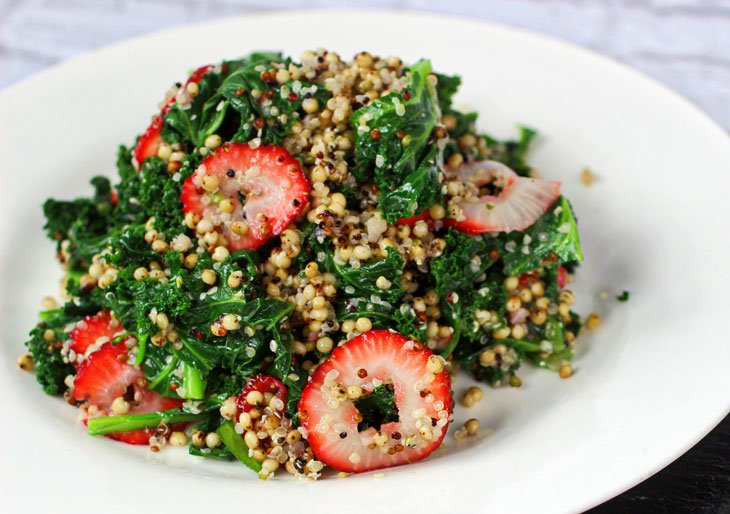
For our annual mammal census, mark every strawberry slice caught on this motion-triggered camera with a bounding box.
[73,342,140,407]
[133,115,165,167]
[73,342,182,445]
[69,310,123,358]
[133,64,215,168]
[236,374,287,414]
[449,160,561,234]
[395,210,433,227]
[298,329,452,473]
[557,266,567,289]
[181,143,309,250]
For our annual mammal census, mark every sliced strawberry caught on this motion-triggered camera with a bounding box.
[236,374,287,414]
[73,342,141,407]
[557,266,567,289]
[298,330,452,473]
[134,64,215,168]
[159,64,216,115]
[73,342,183,445]
[69,310,123,358]
[181,143,310,250]
[396,210,432,227]
[133,114,164,168]
[449,160,561,234]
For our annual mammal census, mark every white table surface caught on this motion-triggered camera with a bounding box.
[0,0,729,129]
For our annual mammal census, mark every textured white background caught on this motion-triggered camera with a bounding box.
[1,0,729,128]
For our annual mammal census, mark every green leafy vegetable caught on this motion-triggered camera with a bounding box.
[353,384,399,432]
[378,145,443,222]
[87,409,208,436]
[501,196,583,275]
[217,421,262,473]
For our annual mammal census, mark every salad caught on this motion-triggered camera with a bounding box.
[20,49,585,479]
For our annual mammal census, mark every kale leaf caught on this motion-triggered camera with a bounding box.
[501,196,583,275]
[350,59,440,192]
[42,176,114,269]
[353,384,398,432]
[483,126,538,177]
[429,228,501,297]
[326,247,405,304]
[218,54,329,146]
[25,309,75,394]
[378,145,443,223]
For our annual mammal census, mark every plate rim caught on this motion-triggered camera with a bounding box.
[1,9,729,513]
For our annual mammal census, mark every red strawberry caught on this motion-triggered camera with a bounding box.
[298,330,452,473]
[236,374,287,414]
[448,159,560,234]
[557,266,567,289]
[395,210,432,227]
[73,342,140,407]
[133,115,164,167]
[73,342,182,445]
[69,310,123,358]
[181,143,309,250]
[133,64,215,168]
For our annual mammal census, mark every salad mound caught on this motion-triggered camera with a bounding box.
[21,49,584,479]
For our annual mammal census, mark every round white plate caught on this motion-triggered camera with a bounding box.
[1,10,729,514]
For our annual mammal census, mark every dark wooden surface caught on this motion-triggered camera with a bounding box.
[589,414,730,513]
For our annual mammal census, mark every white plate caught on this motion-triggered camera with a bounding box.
[1,10,729,514]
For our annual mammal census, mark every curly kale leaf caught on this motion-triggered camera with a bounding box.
[378,145,443,223]
[323,246,405,304]
[164,71,228,147]
[113,148,187,236]
[354,385,398,432]
[501,196,583,275]
[429,229,501,297]
[42,176,114,269]
[483,126,538,177]
[216,53,329,146]
[435,73,461,113]
[350,59,441,194]
[25,309,76,395]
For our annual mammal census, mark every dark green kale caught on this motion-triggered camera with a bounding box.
[353,384,398,432]
[25,311,75,395]
[483,126,538,177]
[113,147,189,236]
[217,54,329,146]
[501,196,583,276]
[429,228,501,297]
[392,305,427,342]
[616,291,630,302]
[434,73,461,113]
[189,446,234,461]
[437,72,478,140]
[318,245,405,304]
[350,59,443,221]
[378,145,443,222]
[42,176,114,269]
[163,70,229,148]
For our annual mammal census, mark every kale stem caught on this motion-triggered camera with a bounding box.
[217,421,262,473]
[147,353,179,389]
[39,308,64,322]
[182,363,206,400]
[87,409,206,436]
[133,332,148,366]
